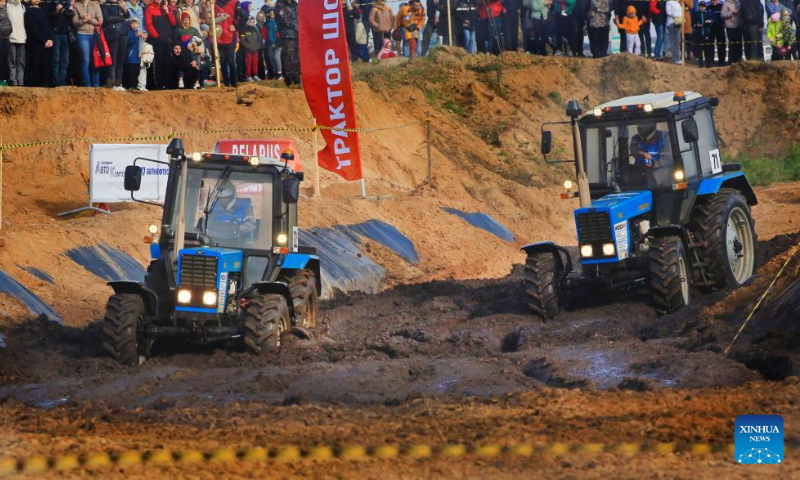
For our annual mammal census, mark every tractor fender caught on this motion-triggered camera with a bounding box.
[280,254,322,296]
[521,241,574,273]
[107,281,159,318]
[246,281,295,318]
[697,172,758,206]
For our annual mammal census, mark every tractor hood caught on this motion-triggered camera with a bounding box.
[576,191,653,222]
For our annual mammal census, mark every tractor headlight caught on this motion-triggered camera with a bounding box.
[643,104,654,113]
[592,108,602,117]
[202,291,217,306]
[580,245,594,258]
[602,243,616,256]
[276,233,288,245]
[249,156,260,167]
[674,170,685,181]
[563,180,573,191]
[148,224,159,235]
[177,289,192,304]
[191,152,202,162]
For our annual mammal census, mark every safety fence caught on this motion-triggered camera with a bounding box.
[0,441,764,476]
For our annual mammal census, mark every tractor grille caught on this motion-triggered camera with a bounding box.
[576,212,613,244]
[179,255,218,288]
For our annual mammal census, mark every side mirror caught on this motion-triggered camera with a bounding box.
[682,118,699,143]
[541,131,552,155]
[282,177,300,204]
[124,165,142,191]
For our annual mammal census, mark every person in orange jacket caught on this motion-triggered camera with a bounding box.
[616,5,645,54]
[396,0,425,58]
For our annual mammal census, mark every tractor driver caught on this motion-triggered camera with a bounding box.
[202,181,258,247]
[625,121,674,189]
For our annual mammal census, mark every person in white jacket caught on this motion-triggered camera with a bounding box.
[665,0,683,64]
[6,0,24,85]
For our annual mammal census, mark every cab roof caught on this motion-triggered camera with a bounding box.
[596,91,703,111]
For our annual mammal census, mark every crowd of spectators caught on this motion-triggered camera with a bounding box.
[0,0,299,88]
[0,0,796,89]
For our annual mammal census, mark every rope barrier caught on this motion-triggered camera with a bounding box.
[0,442,748,476]
[0,119,431,153]
[724,241,800,355]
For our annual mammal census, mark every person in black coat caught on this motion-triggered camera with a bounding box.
[613,0,630,52]
[100,0,130,88]
[168,42,198,88]
[343,0,358,61]
[24,0,53,87]
[504,0,521,51]
[738,0,763,59]
[707,0,726,65]
[573,0,590,56]
[633,0,651,56]
[48,0,75,86]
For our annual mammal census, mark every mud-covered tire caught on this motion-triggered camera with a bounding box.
[243,294,289,355]
[144,258,173,321]
[650,236,691,316]
[284,270,317,328]
[523,252,563,319]
[689,188,757,289]
[101,294,145,366]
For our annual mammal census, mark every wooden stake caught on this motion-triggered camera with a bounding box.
[312,118,320,198]
[210,1,223,88]
[0,138,3,232]
[426,111,432,193]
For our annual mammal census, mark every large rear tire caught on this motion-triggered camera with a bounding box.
[101,294,145,366]
[690,189,757,289]
[523,252,563,320]
[284,270,318,328]
[650,236,691,316]
[243,294,289,355]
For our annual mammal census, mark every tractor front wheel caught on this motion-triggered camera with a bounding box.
[284,270,318,328]
[650,236,691,316]
[243,294,289,355]
[523,252,563,320]
[101,294,145,366]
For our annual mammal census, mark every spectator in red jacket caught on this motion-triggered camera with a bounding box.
[145,0,176,89]
[214,0,239,87]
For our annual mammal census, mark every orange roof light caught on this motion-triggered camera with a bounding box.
[673,91,686,102]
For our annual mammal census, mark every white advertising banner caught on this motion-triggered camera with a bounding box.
[90,144,169,204]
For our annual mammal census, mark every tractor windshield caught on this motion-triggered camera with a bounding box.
[171,167,274,250]
[583,119,676,192]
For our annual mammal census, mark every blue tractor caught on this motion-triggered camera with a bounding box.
[524,92,757,318]
[102,138,320,365]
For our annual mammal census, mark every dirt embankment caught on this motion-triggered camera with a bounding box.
[0,52,798,327]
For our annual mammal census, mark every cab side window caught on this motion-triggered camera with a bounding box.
[676,118,699,181]
[694,108,719,177]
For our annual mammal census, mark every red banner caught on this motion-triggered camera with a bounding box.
[214,139,302,172]
[298,0,363,181]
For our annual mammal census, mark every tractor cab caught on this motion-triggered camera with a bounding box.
[101,138,320,366]
[526,92,757,319]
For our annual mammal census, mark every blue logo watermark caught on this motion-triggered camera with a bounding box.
[735,415,784,464]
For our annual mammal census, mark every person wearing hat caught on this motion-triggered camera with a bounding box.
[240,15,262,81]
[168,41,199,88]
[123,16,143,89]
[691,1,715,67]
[274,0,299,86]
[201,181,257,247]
[615,5,644,54]
[625,120,673,190]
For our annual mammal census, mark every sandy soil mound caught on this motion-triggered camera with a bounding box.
[0,52,798,326]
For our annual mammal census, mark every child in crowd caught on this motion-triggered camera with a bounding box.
[240,15,262,81]
[767,9,796,61]
[123,17,144,90]
[378,37,395,59]
[616,5,645,55]
[354,10,370,62]
[263,7,281,80]
[691,1,715,67]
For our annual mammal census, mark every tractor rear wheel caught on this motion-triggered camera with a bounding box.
[243,294,289,355]
[690,189,757,289]
[101,294,145,366]
[523,252,563,320]
[284,270,318,328]
[650,236,691,315]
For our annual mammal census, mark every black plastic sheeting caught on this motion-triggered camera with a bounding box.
[338,220,419,264]
[21,266,55,284]
[0,268,61,323]
[299,228,386,299]
[442,208,515,242]
[65,243,146,282]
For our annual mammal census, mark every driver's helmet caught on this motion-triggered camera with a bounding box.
[639,120,658,139]
[218,182,238,210]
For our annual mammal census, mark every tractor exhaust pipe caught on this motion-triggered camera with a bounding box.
[567,100,591,209]
[167,139,188,257]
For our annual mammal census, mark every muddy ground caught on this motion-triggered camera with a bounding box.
[1,234,799,477]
